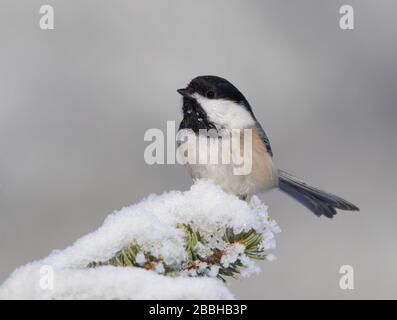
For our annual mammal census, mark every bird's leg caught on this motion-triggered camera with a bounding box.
[239,194,251,202]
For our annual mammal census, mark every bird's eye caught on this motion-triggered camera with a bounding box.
[206,90,215,99]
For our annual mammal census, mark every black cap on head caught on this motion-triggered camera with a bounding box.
[177,75,251,107]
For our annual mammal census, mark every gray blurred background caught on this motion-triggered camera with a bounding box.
[0,0,396,299]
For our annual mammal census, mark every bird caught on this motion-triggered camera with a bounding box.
[176,75,359,218]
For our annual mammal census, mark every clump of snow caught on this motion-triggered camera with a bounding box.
[0,267,233,300]
[0,180,280,300]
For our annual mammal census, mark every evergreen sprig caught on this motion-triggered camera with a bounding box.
[88,223,266,281]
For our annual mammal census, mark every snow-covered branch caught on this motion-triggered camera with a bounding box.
[0,181,280,299]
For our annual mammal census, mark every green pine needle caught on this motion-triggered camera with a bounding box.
[87,224,266,280]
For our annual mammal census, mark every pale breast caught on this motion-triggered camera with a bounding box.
[178,127,277,197]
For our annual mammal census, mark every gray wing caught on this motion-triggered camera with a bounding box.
[255,121,273,157]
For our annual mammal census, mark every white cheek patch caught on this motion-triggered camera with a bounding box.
[193,94,255,129]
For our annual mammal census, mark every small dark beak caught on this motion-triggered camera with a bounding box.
[177,88,192,98]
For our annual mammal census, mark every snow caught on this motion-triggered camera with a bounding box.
[0,180,279,299]
[0,266,233,300]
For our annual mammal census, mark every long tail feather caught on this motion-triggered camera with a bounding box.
[278,170,359,218]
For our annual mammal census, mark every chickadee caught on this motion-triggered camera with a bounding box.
[177,75,359,218]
